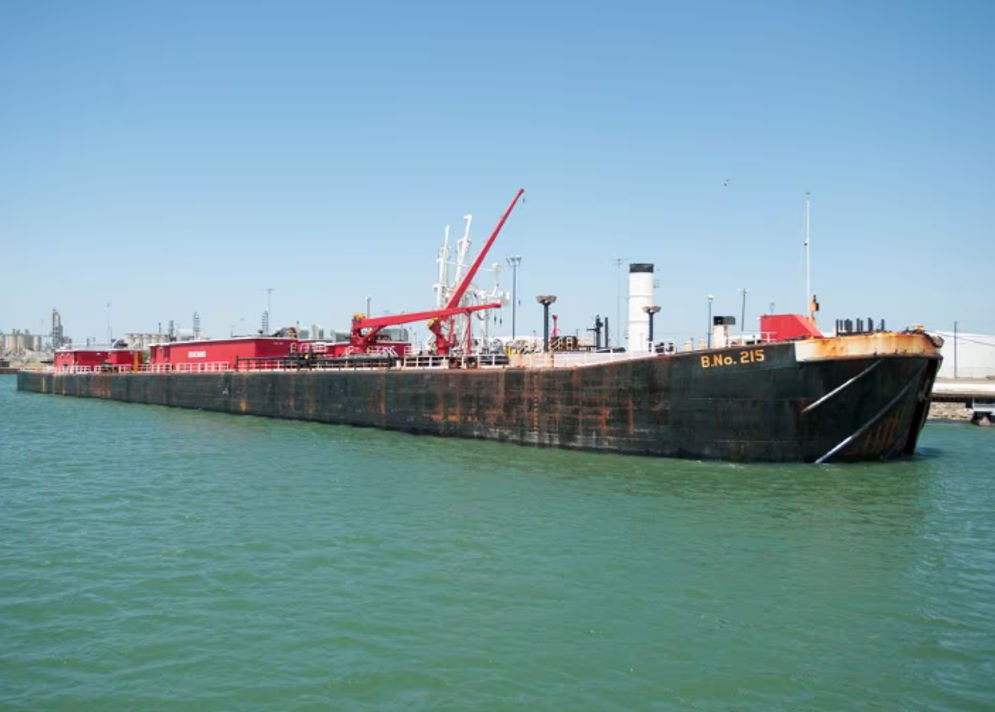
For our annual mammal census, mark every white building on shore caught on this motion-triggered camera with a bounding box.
[933,330,995,379]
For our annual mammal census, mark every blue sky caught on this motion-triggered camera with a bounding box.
[1,0,992,345]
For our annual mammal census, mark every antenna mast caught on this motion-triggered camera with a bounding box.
[434,225,451,309]
[804,192,811,321]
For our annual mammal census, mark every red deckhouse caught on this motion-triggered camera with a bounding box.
[146,336,413,371]
[148,337,297,371]
[55,348,142,371]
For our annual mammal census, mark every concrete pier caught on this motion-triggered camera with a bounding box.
[930,378,995,423]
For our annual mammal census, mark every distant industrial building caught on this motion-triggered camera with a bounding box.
[934,330,995,379]
[0,330,43,355]
[124,332,167,351]
[51,308,66,349]
[2,309,72,358]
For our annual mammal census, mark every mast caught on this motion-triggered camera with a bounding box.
[434,225,451,309]
[453,215,473,291]
[804,192,811,321]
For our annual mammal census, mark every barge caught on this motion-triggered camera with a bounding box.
[17,189,943,462]
[18,330,941,463]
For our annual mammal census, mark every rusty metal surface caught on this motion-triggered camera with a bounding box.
[794,331,942,362]
[17,340,940,462]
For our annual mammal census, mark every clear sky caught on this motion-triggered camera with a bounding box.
[1,0,992,346]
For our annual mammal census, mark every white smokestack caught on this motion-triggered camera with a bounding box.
[627,263,655,352]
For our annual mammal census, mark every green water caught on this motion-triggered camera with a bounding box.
[2,376,993,711]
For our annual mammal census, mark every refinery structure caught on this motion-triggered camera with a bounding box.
[1,309,68,362]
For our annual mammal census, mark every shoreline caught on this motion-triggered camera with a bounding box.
[928,400,992,424]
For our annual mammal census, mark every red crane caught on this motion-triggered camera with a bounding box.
[350,189,525,355]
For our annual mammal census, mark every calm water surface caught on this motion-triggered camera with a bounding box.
[1,375,993,711]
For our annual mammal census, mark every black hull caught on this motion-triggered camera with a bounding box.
[17,340,940,463]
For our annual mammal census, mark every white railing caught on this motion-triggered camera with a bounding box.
[397,353,512,369]
[476,353,510,368]
[642,332,775,353]
[173,362,231,373]
[52,362,230,374]
[141,363,173,373]
[45,333,786,377]
[53,365,137,374]
[510,350,662,369]
[400,355,448,369]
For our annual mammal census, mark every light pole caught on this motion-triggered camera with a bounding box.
[954,320,958,378]
[263,287,273,334]
[588,315,604,350]
[106,302,111,344]
[739,287,749,336]
[536,295,557,352]
[804,192,811,320]
[614,257,625,348]
[706,295,714,348]
[506,255,522,339]
[643,305,661,352]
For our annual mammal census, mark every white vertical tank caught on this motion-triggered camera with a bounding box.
[627,263,655,352]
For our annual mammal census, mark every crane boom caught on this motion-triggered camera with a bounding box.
[350,302,501,354]
[352,302,501,333]
[444,188,524,310]
[349,189,524,355]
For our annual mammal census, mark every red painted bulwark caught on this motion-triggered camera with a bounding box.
[760,314,823,342]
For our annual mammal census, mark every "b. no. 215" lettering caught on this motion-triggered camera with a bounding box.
[700,349,765,368]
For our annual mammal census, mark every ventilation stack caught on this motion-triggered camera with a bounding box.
[627,263,655,352]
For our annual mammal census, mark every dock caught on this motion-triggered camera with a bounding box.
[930,378,995,424]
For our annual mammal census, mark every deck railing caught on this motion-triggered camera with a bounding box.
[43,332,782,376]
[171,362,231,373]
[52,365,137,374]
